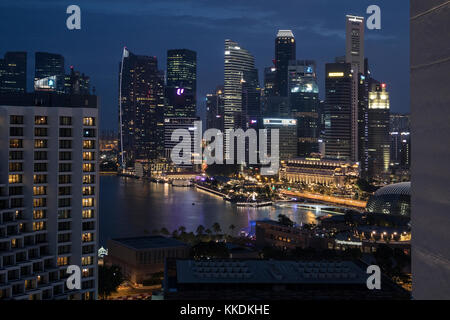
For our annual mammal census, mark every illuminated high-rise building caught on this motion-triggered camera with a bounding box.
[223,39,255,132]
[324,62,353,161]
[0,52,27,94]
[275,30,296,97]
[288,60,319,156]
[345,15,365,74]
[368,81,390,179]
[35,52,65,93]
[166,49,196,118]
[118,48,165,167]
[345,15,365,163]
[206,86,224,132]
[0,92,99,300]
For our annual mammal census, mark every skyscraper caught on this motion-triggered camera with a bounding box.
[288,60,320,156]
[324,62,353,161]
[241,68,260,129]
[368,81,391,179]
[64,66,90,95]
[118,48,165,168]
[0,92,99,300]
[346,15,365,163]
[0,52,27,94]
[35,52,65,93]
[345,15,365,74]
[275,30,296,97]
[357,59,370,178]
[166,49,197,118]
[206,86,224,132]
[223,39,256,133]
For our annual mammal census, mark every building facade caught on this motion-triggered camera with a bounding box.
[119,48,165,168]
[166,49,197,118]
[0,52,27,94]
[206,86,224,132]
[0,93,99,300]
[288,60,320,157]
[263,118,298,161]
[324,62,353,161]
[35,52,65,94]
[275,30,296,97]
[281,157,359,187]
[106,236,189,284]
[368,82,390,179]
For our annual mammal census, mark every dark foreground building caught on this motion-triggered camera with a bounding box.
[106,236,189,284]
[164,258,409,300]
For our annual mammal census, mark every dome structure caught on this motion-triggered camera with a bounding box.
[366,182,411,217]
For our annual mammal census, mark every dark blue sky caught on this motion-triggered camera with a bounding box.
[0,0,409,131]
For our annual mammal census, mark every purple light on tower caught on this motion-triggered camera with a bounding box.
[176,88,185,96]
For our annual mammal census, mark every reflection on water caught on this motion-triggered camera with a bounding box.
[99,175,339,247]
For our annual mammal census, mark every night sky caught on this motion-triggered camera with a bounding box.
[0,0,410,131]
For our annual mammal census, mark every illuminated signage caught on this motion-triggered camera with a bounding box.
[176,88,185,96]
[328,72,344,78]
[263,118,297,126]
[34,75,57,92]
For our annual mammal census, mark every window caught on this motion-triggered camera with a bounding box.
[34,139,47,148]
[10,127,23,136]
[83,163,95,172]
[60,116,72,126]
[59,163,72,172]
[9,162,23,172]
[58,233,71,243]
[9,186,23,196]
[34,174,47,184]
[82,209,94,219]
[34,163,48,172]
[82,233,94,242]
[58,209,71,219]
[82,198,94,208]
[83,129,96,138]
[83,175,95,184]
[9,151,23,160]
[33,221,46,231]
[33,198,47,208]
[58,198,71,208]
[57,256,69,266]
[82,186,94,196]
[34,151,47,160]
[83,140,95,149]
[83,152,95,161]
[83,117,95,126]
[8,174,22,184]
[33,186,47,196]
[10,115,24,124]
[59,140,72,149]
[35,116,48,125]
[58,175,71,184]
[58,186,71,196]
[59,128,72,137]
[33,210,46,219]
[9,139,23,148]
[59,152,72,161]
[81,256,93,266]
[34,127,48,137]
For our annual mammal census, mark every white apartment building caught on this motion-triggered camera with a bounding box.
[0,93,98,300]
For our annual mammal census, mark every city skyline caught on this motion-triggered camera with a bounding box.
[0,0,410,131]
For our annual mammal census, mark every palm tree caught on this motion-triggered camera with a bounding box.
[212,222,222,235]
[160,227,170,236]
[178,226,186,234]
[196,225,205,235]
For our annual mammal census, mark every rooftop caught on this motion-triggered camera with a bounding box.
[176,259,367,285]
[0,92,97,109]
[110,236,189,250]
[277,30,294,38]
